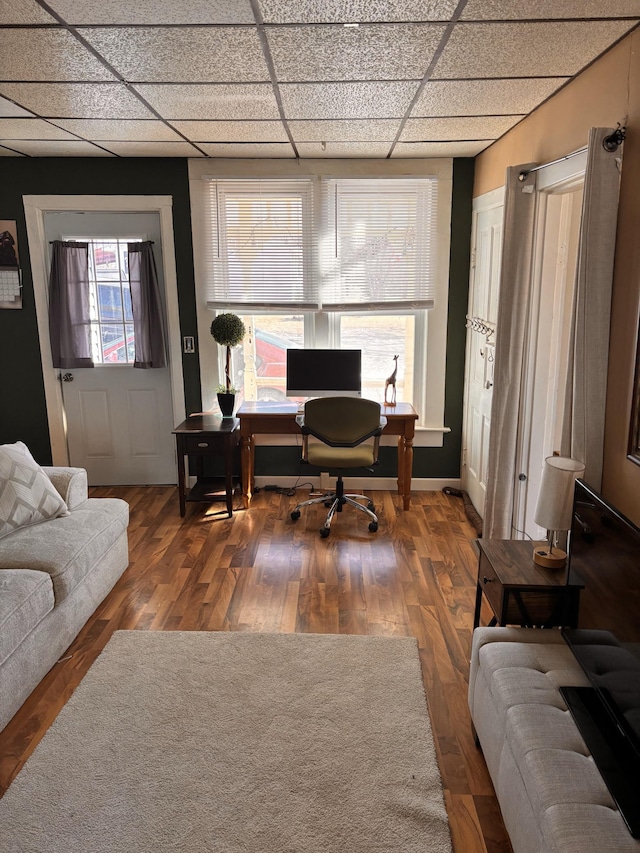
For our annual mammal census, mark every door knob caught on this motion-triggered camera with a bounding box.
[62,373,74,382]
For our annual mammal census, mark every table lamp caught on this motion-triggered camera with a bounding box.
[533,456,585,569]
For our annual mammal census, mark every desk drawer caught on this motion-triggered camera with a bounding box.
[478,552,503,615]
[181,434,236,454]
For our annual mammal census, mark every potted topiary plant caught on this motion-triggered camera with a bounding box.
[210,312,246,418]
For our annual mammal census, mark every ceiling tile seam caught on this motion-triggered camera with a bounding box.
[0,143,29,155]
[387,0,469,158]
[30,0,210,157]
[249,0,297,159]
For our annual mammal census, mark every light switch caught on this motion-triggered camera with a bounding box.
[183,336,195,354]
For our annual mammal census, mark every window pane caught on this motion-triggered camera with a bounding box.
[101,324,127,363]
[339,315,415,405]
[237,314,304,401]
[123,284,133,322]
[98,283,123,322]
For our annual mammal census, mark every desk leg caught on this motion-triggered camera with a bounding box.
[398,435,413,510]
[240,432,254,508]
[176,440,186,518]
[225,437,234,518]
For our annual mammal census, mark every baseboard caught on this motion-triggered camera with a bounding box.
[254,475,461,492]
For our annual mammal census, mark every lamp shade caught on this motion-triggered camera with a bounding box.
[534,456,586,532]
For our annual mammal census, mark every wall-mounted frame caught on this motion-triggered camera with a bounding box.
[0,219,23,309]
[629,314,640,465]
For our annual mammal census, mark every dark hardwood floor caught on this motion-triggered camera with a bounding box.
[0,486,512,853]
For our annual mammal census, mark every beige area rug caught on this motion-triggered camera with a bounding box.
[0,631,452,853]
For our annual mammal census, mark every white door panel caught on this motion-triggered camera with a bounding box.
[463,200,503,516]
[62,366,175,485]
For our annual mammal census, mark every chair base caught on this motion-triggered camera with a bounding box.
[291,476,378,537]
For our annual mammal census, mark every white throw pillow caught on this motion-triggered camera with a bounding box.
[0,442,68,539]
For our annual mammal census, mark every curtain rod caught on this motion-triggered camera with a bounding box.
[518,126,626,182]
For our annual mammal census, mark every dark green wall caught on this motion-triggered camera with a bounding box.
[0,157,201,463]
[0,156,473,479]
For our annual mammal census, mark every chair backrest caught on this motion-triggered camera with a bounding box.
[303,397,382,446]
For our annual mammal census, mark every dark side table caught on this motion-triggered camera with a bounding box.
[173,415,240,518]
[473,539,584,629]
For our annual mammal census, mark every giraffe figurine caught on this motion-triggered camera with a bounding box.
[384,355,399,406]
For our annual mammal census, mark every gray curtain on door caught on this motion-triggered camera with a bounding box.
[483,165,537,540]
[127,241,167,369]
[48,240,94,369]
[560,127,623,490]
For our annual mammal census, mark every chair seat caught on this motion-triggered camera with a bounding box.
[307,444,375,469]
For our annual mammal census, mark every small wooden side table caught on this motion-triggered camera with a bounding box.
[173,415,240,518]
[473,539,584,629]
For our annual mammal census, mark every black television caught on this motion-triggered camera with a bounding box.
[285,348,361,399]
[561,478,640,836]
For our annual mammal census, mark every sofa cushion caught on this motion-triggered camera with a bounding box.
[0,498,128,603]
[0,569,55,666]
[0,442,68,540]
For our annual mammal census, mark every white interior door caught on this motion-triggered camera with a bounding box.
[515,178,584,538]
[462,194,503,515]
[44,212,176,486]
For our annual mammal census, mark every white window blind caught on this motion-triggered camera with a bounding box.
[204,179,318,311]
[320,178,438,311]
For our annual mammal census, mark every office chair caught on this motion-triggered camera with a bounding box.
[290,397,386,537]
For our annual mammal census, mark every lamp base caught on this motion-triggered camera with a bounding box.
[532,544,567,569]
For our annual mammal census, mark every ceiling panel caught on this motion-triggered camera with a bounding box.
[99,141,204,156]
[0,96,35,118]
[136,84,282,120]
[297,141,393,157]
[80,27,270,83]
[289,119,401,142]
[461,1,640,20]
[0,118,78,140]
[393,141,490,157]
[52,118,184,141]
[401,115,523,141]
[197,142,295,157]
[0,83,156,119]
[172,120,289,142]
[45,0,255,25]
[411,78,569,117]
[0,29,116,82]
[280,81,418,119]
[0,0,57,24]
[257,0,459,23]
[7,139,114,156]
[0,146,26,155]
[435,21,636,78]
[267,24,445,82]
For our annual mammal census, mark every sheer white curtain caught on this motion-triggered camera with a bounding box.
[483,166,537,540]
[561,127,623,490]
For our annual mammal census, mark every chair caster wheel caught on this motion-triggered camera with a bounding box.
[324,500,332,508]
[367,501,375,512]
[291,510,300,521]
[320,527,330,538]
[368,522,378,533]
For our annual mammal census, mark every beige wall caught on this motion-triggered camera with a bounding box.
[474,30,640,525]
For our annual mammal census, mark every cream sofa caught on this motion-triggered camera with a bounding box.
[468,627,640,853]
[0,463,129,732]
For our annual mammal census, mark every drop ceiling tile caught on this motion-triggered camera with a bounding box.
[0,96,35,118]
[280,81,418,119]
[99,141,204,156]
[80,27,269,83]
[297,141,392,157]
[0,83,155,118]
[0,118,79,140]
[412,78,568,117]
[392,141,490,157]
[172,120,288,142]
[198,142,295,157]
[8,139,114,156]
[0,0,57,23]
[435,21,636,78]
[267,24,445,82]
[258,0,459,23]
[46,0,255,24]
[461,1,640,20]
[0,145,27,156]
[401,115,522,141]
[136,84,282,120]
[0,29,116,82]
[289,119,400,142]
[52,118,182,141]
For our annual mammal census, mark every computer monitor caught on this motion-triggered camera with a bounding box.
[285,349,361,398]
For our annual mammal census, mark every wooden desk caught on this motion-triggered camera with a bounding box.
[173,415,240,518]
[473,539,584,629]
[237,401,418,510]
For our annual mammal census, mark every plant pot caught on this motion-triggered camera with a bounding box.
[217,392,236,418]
